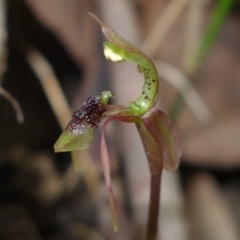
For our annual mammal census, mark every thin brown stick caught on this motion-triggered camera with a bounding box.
[182,0,206,71]
[0,0,7,86]
[155,61,213,126]
[141,0,189,56]
[0,86,24,124]
[25,48,100,196]
[26,49,71,128]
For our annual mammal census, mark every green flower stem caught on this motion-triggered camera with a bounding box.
[170,0,233,122]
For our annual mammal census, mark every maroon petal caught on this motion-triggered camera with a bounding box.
[136,120,163,175]
[100,115,138,231]
[142,107,182,172]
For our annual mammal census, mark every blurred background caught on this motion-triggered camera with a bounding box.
[0,0,240,239]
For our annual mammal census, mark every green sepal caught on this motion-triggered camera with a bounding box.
[54,121,95,152]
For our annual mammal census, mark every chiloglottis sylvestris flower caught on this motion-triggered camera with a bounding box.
[54,13,182,233]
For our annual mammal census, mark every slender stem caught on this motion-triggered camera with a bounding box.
[146,173,162,240]
[136,121,164,239]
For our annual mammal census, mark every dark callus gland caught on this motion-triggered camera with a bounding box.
[72,96,107,128]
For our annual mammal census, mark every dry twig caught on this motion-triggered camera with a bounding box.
[25,48,100,196]
[0,86,24,124]
[141,0,189,56]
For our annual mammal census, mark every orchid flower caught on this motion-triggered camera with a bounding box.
[54,13,182,240]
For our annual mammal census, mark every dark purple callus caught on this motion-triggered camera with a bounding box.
[72,95,108,128]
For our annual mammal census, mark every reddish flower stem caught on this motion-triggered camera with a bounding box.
[146,172,162,240]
